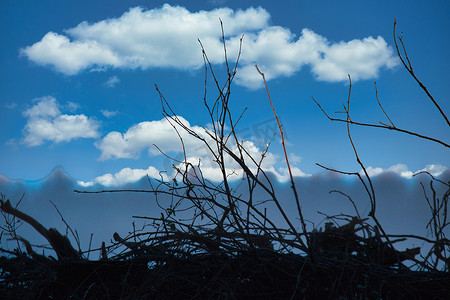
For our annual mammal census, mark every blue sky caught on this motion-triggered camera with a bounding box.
[1,0,449,186]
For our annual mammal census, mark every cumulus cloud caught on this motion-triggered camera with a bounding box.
[20,31,120,75]
[22,96,100,146]
[85,166,166,186]
[95,116,205,160]
[105,75,120,87]
[363,163,448,179]
[20,5,268,74]
[20,5,398,88]
[77,180,94,187]
[95,115,311,183]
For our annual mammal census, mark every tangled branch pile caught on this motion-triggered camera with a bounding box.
[1,191,448,299]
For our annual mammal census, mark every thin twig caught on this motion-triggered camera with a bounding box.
[393,19,450,127]
[255,64,311,253]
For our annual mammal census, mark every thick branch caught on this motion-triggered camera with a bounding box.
[0,199,79,259]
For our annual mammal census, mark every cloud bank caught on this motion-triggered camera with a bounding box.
[1,166,449,258]
[22,97,99,146]
[20,4,398,88]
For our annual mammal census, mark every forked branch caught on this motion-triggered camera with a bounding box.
[393,19,450,127]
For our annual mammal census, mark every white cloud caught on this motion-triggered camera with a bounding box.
[289,153,302,164]
[95,115,310,184]
[20,5,398,88]
[416,164,448,177]
[92,166,166,186]
[83,155,310,187]
[22,96,100,146]
[23,96,60,118]
[77,180,94,187]
[5,102,17,109]
[261,166,311,182]
[20,5,268,74]
[236,28,398,88]
[5,138,18,147]
[105,75,120,87]
[363,163,448,179]
[309,34,398,82]
[100,109,118,118]
[20,32,120,75]
[96,116,206,160]
[66,101,80,111]
[364,166,384,177]
[84,152,310,186]
[208,0,227,5]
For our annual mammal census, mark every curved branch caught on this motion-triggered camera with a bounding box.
[393,19,450,127]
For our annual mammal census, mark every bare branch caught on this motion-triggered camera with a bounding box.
[393,19,450,127]
[255,65,311,253]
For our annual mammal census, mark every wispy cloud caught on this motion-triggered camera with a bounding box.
[22,96,100,146]
[289,153,302,164]
[104,75,120,87]
[20,5,398,89]
[5,102,18,110]
[66,101,80,111]
[208,0,227,5]
[100,109,118,118]
[5,138,18,148]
